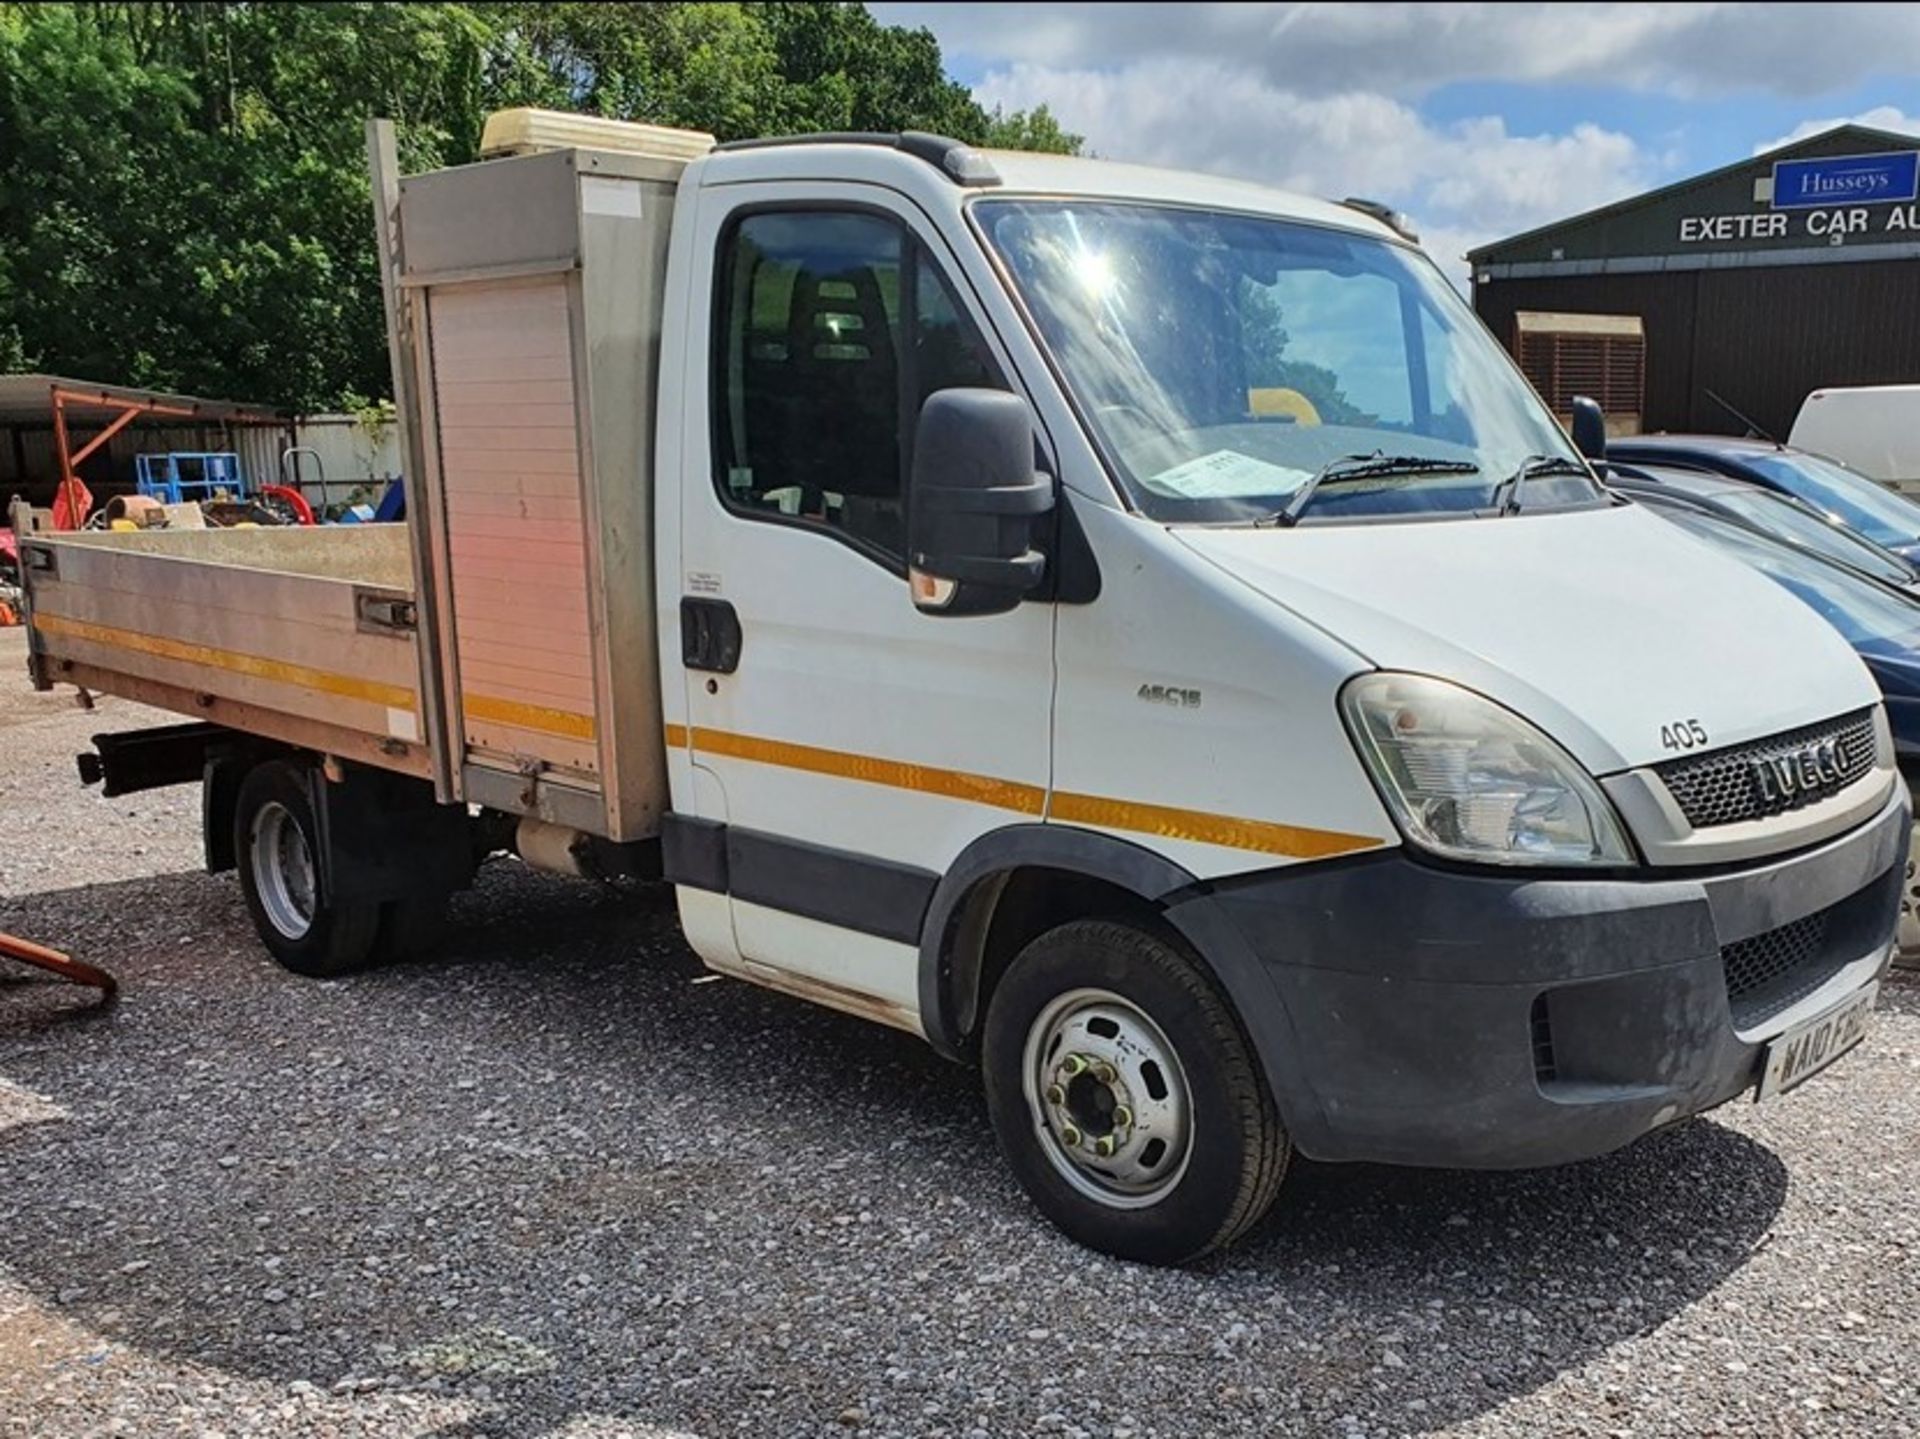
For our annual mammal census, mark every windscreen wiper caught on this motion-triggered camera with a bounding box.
[1488,454,1594,516]
[1255,453,1481,528]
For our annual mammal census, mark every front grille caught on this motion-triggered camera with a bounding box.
[1655,709,1876,830]
[1721,902,1854,1030]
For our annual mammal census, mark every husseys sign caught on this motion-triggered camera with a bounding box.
[1772,151,1919,208]
[1678,149,1920,247]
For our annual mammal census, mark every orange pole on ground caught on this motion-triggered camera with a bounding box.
[0,931,117,997]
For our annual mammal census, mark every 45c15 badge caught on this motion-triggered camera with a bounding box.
[1138,683,1202,709]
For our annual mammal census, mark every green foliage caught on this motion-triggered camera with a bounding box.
[0,2,1080,410]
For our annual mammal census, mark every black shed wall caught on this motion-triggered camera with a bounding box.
[1475,257,1920,438]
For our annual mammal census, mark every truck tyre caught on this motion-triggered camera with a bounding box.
[982,918,1289,1265]
[233,760,380,977]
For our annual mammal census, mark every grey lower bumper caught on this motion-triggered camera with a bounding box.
[1166,785,1909,1169]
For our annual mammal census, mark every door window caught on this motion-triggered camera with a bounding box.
[714,209,1005,565]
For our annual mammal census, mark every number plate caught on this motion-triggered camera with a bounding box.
[1757,982,1876,1101]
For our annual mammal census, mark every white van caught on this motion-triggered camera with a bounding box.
[1791,384,1920,492]
[14,112,1908,1264]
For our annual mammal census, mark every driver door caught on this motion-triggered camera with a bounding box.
[667,181,1056,1031]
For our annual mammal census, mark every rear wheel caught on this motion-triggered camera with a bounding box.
[982,918,1289,1265]
[233,760,380,977]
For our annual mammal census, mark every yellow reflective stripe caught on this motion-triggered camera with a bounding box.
[684,724,1046,815]
[463,692,597,742]
[668,721,1384,859]
[1049,790,1383,860]
[33,612,414,711]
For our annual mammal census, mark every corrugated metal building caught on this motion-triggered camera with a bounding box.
[0,374,293,511]
[1470,125,1920,439]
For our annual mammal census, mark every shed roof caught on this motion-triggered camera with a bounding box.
[1466,124,1920,264]
[0,373,287,427]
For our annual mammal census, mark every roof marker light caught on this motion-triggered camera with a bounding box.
[1339,197,1420,243]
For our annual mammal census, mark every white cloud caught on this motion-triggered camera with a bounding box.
[971,60,1658,281]
[1754,105,1920,153]
[885,2,1920,286]
[880,2,1920,99]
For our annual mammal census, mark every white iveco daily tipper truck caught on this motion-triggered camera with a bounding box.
[13,111,1907,1264]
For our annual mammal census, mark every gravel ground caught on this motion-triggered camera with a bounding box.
[1,624,1917,1438]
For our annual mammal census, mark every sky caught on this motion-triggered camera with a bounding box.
[873,2,1920,283]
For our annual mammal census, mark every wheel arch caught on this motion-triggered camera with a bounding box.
[919,826,1190,1061]
[918,824,1331,1146]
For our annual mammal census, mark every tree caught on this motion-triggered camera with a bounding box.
[0,2,1080,410]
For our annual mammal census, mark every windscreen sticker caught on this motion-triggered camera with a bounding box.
[1144,449,1312,500]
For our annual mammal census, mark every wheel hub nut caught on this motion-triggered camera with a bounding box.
[1059,1122,1083,1148]
[1059,1054,1088,1078]
[1093,1135,1118,1159]
[1092,1061,1118,1085]
[1112,1105,1133,1129]
[1045,1083,1066,1107]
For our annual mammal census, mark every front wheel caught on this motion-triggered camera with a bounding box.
[233,760,380,977]
[982,919,1289,1265]
[1897,823,1920,971]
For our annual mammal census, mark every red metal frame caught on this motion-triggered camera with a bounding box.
[50,384,203,531]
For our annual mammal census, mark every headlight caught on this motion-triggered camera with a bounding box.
[1340,673,1635,867]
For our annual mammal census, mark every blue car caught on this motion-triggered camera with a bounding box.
[1626,486,1920,961]
[1606,465,1920,592]
[1605,434,1920,564]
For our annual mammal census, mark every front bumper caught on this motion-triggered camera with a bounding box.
[1167,784,1909,1169]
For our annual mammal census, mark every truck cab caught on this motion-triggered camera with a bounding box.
[17,114,1907,1266]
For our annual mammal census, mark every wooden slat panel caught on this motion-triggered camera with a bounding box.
[438,449,582,479]
[437,401,581,432]
[439,424,582,455]
[450,532,591,567]
[446,490,585,522]
[445,552,593,588]
[429,276,602,785]
[442,513,585,545]
[459,658,596,707]
[453,584,591,622]
[433,352,575,384]
[457,635,597,682]
[429,377,577,406]
[434,609,588,652]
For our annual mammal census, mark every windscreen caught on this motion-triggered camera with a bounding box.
[1664,507,1920,656]
[1747,452,1920,548]
[1715,489,1917,586]
[975,199,1599,524]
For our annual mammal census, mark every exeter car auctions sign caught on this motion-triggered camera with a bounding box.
[1771,151,1919,209]
[1679,205,1920,244]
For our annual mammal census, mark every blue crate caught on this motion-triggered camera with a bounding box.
[134,452,249,506]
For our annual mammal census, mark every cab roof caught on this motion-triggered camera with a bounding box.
[698,134,1399,243]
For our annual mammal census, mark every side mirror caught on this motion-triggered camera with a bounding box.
[1570,395,1607,462]
[908,389,1052,617]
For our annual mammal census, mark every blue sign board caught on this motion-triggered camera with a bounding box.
[1772,151,1919,210]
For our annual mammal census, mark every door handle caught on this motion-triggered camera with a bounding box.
[681,597,742,673]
